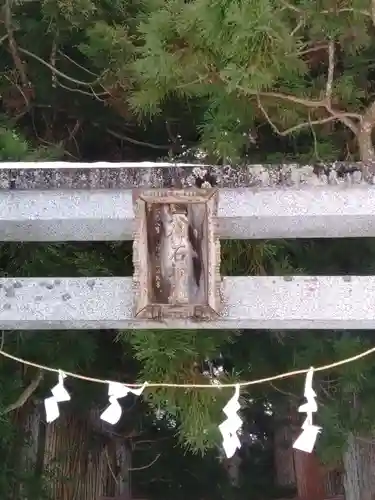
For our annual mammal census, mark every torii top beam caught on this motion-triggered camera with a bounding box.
[0,161,373,189]
[1,161,375,241]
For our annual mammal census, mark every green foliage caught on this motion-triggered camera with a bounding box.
[79,21,134,82]
[121,329,237,453]
[125,0,373,160]
[3,0,375,498]
[0,124,60,161]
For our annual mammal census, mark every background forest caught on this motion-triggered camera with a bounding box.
[1,0,375,499]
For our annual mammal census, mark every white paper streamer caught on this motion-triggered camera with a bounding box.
[219,384,242,458]
[100,381,147,425]
[293,367,321,453]
[293,416,321,453]
[44,371,71,423]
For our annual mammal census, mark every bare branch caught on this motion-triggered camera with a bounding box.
[290,19,304,37]
[319,383,335,401]
[56,79,107,100]
[66,119,81,141]
[1,371,43,415]
[362,101,375,126]
[128,453,161,471]
[269,382,299,400]
[325,40,334,101]
[104,446,119,484]
[30,111,80,160]
[58,50,100,78]
[18,47,100,87]
[308,112,322,162]
[132,437,171,449]
[50,37,57,89]
[322,41,360,134]
[283,3,371,18]
[328,111,359,134]
[257,95,339,135]
[279,0,301,13]
[298,43,330,56]
[321,7,371,18]
[0,34,9,45]
[105,126,173,150]
[254,42,334,110]
[250,89,326,108]
[3,73,30,108]
[3,0,29,89]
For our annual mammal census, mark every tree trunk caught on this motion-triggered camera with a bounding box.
[10,402,43,500]
[43,409,132,500]
[10,402,132,500]
[343,433,375,500]
[293,449,325,500]
[274,417,296,488]
[357,102,375,163]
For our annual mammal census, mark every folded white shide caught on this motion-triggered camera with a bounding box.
[293,367,321,453]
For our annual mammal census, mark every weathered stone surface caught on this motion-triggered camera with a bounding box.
[0,190,135,240]
[2,185,375,240]
[217,185,375,239]
[0,161,374,190]
[0,276,374,330]
[133,188,221,320]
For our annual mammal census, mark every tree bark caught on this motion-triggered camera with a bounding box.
[294,449,325,500]
[274,417,296,488]
[343,433,375,500]
[10,402,42,500]
[42,409,132,500]
[357,102,375,162]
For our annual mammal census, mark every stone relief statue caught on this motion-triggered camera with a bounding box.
[132,188,221,320]
[160,204,191,305]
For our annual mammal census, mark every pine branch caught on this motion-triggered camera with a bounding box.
[1,370,43,415]
[253,41,361,138]
[257,97,338,135]
[250,89,326,108]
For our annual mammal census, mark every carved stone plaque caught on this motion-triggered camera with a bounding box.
[132,188,221,321]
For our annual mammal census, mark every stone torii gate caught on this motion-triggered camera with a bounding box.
[0,160,373,500]
[0,160,375,331]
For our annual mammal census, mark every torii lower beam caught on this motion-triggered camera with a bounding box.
[0,276,374,330]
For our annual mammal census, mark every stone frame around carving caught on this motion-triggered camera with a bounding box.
[132,188,221,321]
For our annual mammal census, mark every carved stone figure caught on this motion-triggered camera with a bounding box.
[132,188,221,320]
